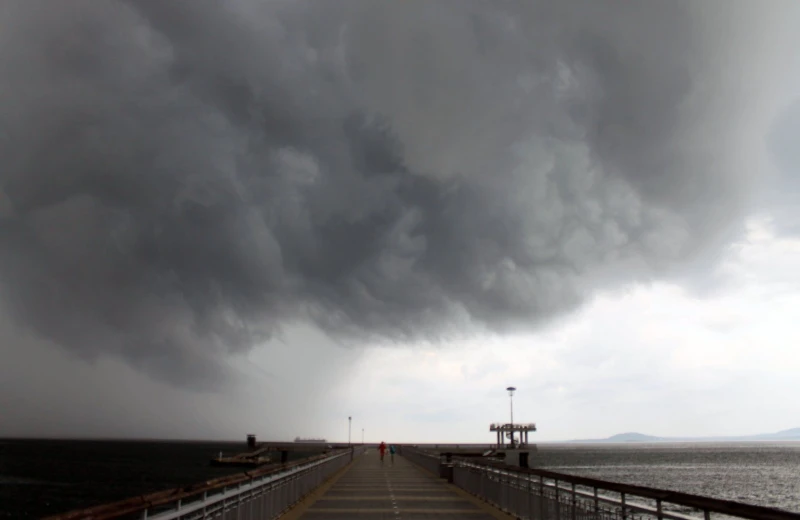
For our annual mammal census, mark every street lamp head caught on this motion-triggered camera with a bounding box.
[506,386,516,395]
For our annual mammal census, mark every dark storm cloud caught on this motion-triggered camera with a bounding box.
[0,0,789,385]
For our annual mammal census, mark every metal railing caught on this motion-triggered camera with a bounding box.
[46,446,366,520]
[399,445,442,475]
[401,447,800,520]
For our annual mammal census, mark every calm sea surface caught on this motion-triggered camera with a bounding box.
[535,442,800,514]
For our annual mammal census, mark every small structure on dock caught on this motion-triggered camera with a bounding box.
[490,387,537,468]
[490,422,537,448]
[247,434,257,449]
[490,423,537,468]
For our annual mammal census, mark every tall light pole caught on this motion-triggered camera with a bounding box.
[506,386,516,447]
[362,428,364,445]
[348,416,352,446]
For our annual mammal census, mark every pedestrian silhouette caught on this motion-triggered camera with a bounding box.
[378,441,387,462]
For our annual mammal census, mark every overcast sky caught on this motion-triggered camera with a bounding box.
[1,0,800,443]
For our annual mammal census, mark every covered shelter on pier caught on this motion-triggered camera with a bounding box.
[490,422,536,447]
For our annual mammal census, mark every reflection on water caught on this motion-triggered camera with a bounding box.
[535,442,800,513]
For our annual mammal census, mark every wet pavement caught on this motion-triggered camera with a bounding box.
[292,450,510,520]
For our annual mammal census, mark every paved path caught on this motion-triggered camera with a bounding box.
[291,450,510,520]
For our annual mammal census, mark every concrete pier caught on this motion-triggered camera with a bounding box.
[286,450,513,519]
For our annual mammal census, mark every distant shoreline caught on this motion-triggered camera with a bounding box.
[544,439,800,445]
[564,428,800,444]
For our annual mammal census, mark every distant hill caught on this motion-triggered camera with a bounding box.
[753,428,800,440]
[606,432,662,442]
[570,432,665,443]
[569,428,800,443]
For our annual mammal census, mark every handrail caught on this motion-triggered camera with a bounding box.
[455,459,695,520]
[453,456,800,520]
[399,446,800,520]
[44,447,360,520]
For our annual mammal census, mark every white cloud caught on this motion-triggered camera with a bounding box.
[326,216,800,443]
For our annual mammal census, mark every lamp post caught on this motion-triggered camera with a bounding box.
[348,416,352,445]
[362,428,364,444]
[506,386,516,447]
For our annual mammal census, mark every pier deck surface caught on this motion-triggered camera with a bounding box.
[286,450,512,520]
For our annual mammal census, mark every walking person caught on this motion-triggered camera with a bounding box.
[389,444,396,464]
[378,441,387,462]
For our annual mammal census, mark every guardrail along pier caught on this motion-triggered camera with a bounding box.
[45,444,800,520]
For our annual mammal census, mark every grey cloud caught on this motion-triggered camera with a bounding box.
[0,315,360,438]
[767,98,800,235]
[0,0,792,387]
[770,100,800,177]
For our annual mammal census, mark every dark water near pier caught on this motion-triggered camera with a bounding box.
[535,442,800,514]
[2,440,799,518]
[0,439,319,519]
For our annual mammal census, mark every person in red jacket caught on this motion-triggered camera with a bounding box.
[378,441,387,462]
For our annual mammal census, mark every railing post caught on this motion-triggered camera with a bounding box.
[480,465,485,504]
[504,469,509,512]
[528,475,533,520]
[237,482,242,520]
[555,479,560,520]
[594,487,599,516]
[267,479,273,517]
[571,482,576,520]
[657,498,663,520]
[260,479,266,520]
[620,492,626,520]
[539,476,546,520]
[140,509,148,520]
[510,470,515,513]
[705,510,711,520]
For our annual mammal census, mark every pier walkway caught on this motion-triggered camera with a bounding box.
[285,450,511,519]
[45,445,800,520]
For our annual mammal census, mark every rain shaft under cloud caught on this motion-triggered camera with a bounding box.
[0,0,793,387]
